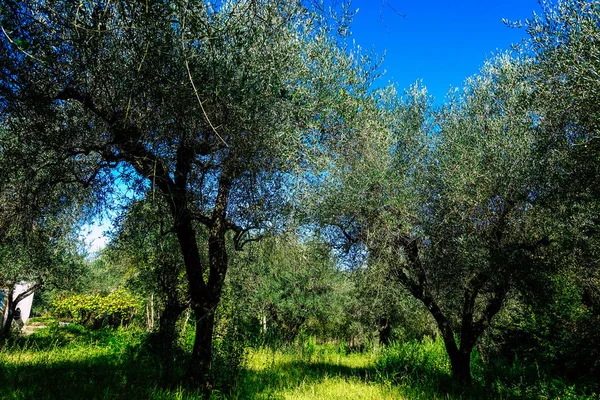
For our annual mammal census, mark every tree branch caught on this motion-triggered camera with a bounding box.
[472,281,510,340]
[13,282,41,307]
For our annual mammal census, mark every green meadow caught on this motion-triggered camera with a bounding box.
[0,322,595,400]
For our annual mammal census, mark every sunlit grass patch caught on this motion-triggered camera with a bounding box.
[235,341,469,400]
[282,375,407,400]
[236,346,411,400]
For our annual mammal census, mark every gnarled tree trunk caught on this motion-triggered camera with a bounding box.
[1,287,15,338]
[379,317,391,346]
[390,238,510,386]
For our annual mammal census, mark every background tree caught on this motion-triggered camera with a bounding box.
[225,234,353,346]
[106,196,192,383]
[0,228,86,337]
[0,125,90,338]
[0,0,378,389]
[478,0,600,382]
[349,260,437,348]
[316,55,560,384]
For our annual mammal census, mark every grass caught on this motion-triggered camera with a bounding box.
[235,346,404,399]
[0,324,597,399]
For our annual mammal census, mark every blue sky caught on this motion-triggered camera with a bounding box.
[349,0,542,102]
[83,0,543,252]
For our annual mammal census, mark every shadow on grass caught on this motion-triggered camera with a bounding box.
[0,350,206,400]
[1,353,145,399]
[0,329,502,400]
[2,324,122,351]
[0,326,204,400]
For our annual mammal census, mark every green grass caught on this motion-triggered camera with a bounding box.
[0,325,597,399]
[235,346,402,399]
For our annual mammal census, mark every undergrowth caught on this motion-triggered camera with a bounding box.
[0,325,597,399]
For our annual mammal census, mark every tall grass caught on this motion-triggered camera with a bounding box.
[373,337,598,400]
[0,324,597,399]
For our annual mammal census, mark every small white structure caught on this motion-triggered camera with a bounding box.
[0,282,35,327]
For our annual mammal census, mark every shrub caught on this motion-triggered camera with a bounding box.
[52,290,141,329]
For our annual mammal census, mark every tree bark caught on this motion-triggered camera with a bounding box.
[448,348,473,386]
[187,302,217,393]
[184,168,232,393]
[1,287,15,338]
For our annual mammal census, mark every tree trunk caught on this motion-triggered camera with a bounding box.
[379,317,391,346]
[2,292,14,338]
[1,287,17,338]
[184,169,231,393]
[449,349,473,386]
[184,167,232,392]
[158,301,184,345]
[186,303,217,393]
[174,215,216,392]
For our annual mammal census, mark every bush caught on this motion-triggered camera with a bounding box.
[52,290,141,329]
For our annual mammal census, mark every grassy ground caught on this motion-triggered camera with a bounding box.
[0,323,596,399]
[234,339,466,400]
[236,347,404,399]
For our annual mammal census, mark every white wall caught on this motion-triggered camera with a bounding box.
[13,283,34,324]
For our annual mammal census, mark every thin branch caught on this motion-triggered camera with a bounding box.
[1,26,45,64]
[232,225,262,251]
[190,212,211,226]
[383,0,407,18]
[184,59,228,148]
[180,11,228,148]
[472,282,510,339]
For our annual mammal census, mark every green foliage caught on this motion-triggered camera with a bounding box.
[0,0,599,394]
[0,0,382,386]
[107,198,191,300]
[349,260,438,347]
[482,273,600,387]
[225,234,354,345]
[52,290,141,329]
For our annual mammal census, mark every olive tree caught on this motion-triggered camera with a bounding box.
[226,234,353,344]
[524,0,600,290]
[512,0,600,378]
[524,0,600,192]
[0,0,377,389]
[318,55,556,384]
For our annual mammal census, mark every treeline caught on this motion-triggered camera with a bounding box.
[0,0,598,397]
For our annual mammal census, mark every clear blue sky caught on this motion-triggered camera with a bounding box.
[349,0,542,102]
